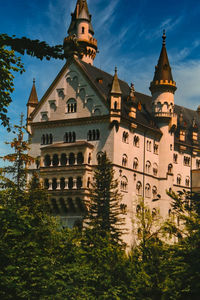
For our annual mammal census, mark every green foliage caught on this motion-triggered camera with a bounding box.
[0,113,34,190]
[0,33,64,130]
[0,46,24,130]
[85,152,126,244]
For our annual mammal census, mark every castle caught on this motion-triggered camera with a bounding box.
[27,0,200,245]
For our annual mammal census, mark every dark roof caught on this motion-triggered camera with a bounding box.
[78,60,160,131]
[27,80,38,105]
[152,33,174,83]
[77,59,200,146]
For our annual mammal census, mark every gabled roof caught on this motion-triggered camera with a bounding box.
[30,56,200,147]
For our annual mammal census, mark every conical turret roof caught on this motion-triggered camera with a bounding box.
[111,67,122,95]
[150,31,176,92]
[27,79,38,105]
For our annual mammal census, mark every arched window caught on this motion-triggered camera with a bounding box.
[66,98,77,113]
[185,176,190,187]
[44,178,49,190]
[122,154,128,167]
[64,132,68,143]
[77,152,84,165]
[61,153,67,166]
[145,183,151,198]
[68,177,74,189]
[153,163,158,176]
[177,174,181,185]
[52,178,57,190]
[46,134,49,145]
[59,198,68,213]
[97,152,103,165]
[51,199,59,215]
[114,101,118,110]
[133,157,139,170]
[49,134,53,144]
[146,161,151,173]
[44,155,51,167]
[133,135,139,147]
[88,153,92,164]
[92,129,96,140]
[122,131,129,143]
[121,176,128,192]
[68,197,76,212]
[82,26,85,34]
[96,129,100,140]
[77,177,83,189]
[41,135,45,145]
[152,186,157,197]
[69,153,75,165]
[87,130,92,141]
[52,154,59,167]
[136,181,142,196]
[72,132,76,142]
[69,132,72,143]
[60,177,65,190]
[168,164,173,174]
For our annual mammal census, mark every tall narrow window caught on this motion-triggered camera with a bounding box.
[82,27,85,34]
[66,98,77,113]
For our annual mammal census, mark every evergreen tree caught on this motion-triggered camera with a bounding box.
[85,152,126,244]
[0,113,34,190]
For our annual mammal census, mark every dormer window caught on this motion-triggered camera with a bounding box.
[192,131,198,141]
[180,130,186,142]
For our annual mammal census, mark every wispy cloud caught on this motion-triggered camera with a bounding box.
[144,15,184,41]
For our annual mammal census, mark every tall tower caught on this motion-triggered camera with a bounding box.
[63,0,98,65]
[149,31,177,183]
[27,79,38,134]
[149,30,177,118]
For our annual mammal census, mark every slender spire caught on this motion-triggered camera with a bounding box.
[111,67,122,94]
[150,30,176,93]
[27,79,38,105]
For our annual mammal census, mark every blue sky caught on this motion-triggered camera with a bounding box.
[1,0,200,157]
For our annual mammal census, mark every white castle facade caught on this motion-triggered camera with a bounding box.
[27,0,200,245]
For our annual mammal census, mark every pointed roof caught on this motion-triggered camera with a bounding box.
[150,31,176,92]
[27,79,38,105]
[111,67,122,95]
[153,31,173,82]
[68,0,93,34]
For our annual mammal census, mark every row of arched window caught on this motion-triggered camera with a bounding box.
[136,181,158,198]
[41,134,53,145]
[121,155,159,176]
[44,176,83,190]
[87,129,100,141]
[176,175,190,187]
[44,152,84,167]
[64,132,76,143]
[50,197,85,215]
